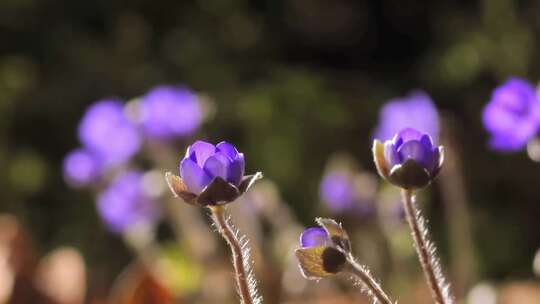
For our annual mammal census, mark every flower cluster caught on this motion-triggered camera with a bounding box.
[63,85,203,233]
[482,77,540,152]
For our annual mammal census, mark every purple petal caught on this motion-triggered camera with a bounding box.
[300,227,329,248]
[203,153,231,181]
[420,134,434,149]
[384,141,400,167]
[180,158,212,194]
[187,141,216,166]
[227,153,245,186]
[216,141,239,160]
[397,140,428,167]
[426,147,440,174]
[396,128,424,144]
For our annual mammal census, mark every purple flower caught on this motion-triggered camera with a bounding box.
[78,100,141,165]
[482,77,540,152]
[320,173,355,212]
[374,91,440,142]
[373,128,444,189]
[97,171,160,233]
[63,148,103,187]
[139,86,203,139]
[165,140,262,206]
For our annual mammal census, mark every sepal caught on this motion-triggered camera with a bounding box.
[295,246,346,279]
[388,159,431,189]
[372,140,389,179]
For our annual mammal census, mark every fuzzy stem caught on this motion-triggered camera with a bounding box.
[210,205,258,304]
[402,189,451,304]
[345,255,394,304]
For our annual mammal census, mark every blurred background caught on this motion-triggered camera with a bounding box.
[1,0,540,303]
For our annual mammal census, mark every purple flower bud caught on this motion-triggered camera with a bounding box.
[97,171,160,233]
[78,100,141,165]
[300,227,330,248]
[482,77,540,152]
[373,128,444,189]
[374,91,440,142]
[166,140,262,206]
[63,148,103,187]
[139,86,203,139]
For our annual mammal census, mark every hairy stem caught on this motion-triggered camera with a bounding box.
[210,205,259,304]
[402,189,452,304]
[345,255,394,304]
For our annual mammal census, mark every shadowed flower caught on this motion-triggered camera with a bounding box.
[373,128,444,189]
[296,219,350,279]
[374,90,440,142]
[139,86,203,139]
[165,140,262,206]
[482,77,540,152]
[63,148,103,187]
[78,100,141,165]
[97,171,160,233]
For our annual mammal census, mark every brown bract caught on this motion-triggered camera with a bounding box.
[165,172,263,207]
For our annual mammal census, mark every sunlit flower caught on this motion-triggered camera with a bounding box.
[373,128,444,189]
[62,148,103,187]
[165,140,261,206]
[482,77,540,152]
[78,100,141,165]
[139,86,202,139]
[374,91,440,142]
[97,171,160,233]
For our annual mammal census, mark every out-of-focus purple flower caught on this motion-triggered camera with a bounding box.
[97,171,160,233]
[139,86,202,139]
[482,77,540,152]
[374,91,440,142]
[373,128,444,189]
[165,140,262,206]
[78,100,141,165]
[63,148,103,187]
[320,173,355,212]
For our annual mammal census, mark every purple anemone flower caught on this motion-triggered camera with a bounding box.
[165,140,262,206]
[482,77,540,152]
[78,100,141,165]
[320,173,355,212]
[373,128,444,189]
[139,86,203,139]
[374,91,440,142]
[97,171,160,233]
[63,148,103,187]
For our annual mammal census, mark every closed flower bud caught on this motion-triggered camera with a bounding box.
[166,140,262,206]
[295,218,350,279]
[373,128,444,189]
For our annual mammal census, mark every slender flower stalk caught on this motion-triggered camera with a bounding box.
[344,254,394,304]
[402,189,452,304]
[210,205,259,304]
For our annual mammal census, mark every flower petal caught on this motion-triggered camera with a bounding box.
[203,153,230,180]
[300,227,329,248]
[180,158,211,194]
[216,141,239,160]
[227,153,245,185]
[397,140,428,168]
[187,141,216,166]
[395,128,424,145]
[384,141,400,168]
